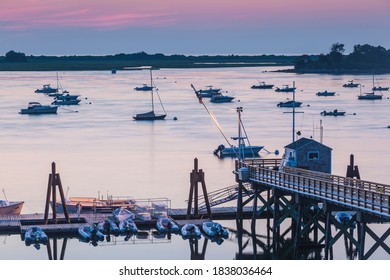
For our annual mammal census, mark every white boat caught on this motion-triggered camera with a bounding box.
[316,90,335,96]
[55,93,80,100]
[214,142,263,158]
[113,207,135,222]
[78,225,105,243]
[24,226,48,246]
[156,217,180,234]
[20,102,58,115]
[277,100,302,107]
[181,224,201,239]
[251,81,274,89]
[0,200,24,215]
[133,68,167,120]
[52,98,81,105]
[320,109,346,116]
[358,92,382,100]
[134,84,154,91]
[275,85,296,92]
[202,221,229,238]
[35,84,58,93]
[210,94,235,103]
[197,86,222,97]
[343,80,359,88]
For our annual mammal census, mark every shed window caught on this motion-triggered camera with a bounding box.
[308,151,319,160]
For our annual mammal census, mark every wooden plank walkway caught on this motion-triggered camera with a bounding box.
[238,159,390,220]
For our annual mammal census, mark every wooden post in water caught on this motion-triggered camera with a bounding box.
[346,154,361,179]
[43,162,70,224]
[186,158,212,219]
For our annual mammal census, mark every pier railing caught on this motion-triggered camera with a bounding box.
[237,159,390,218]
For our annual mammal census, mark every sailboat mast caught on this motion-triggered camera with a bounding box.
[150,68,154,112]
[292,81,296,143]
[237,107,243,160]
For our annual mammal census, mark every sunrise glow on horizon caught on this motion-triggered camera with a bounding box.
[1,0,389,55]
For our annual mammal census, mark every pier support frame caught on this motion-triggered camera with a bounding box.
[186,158,211,219]
[44,162,70,224]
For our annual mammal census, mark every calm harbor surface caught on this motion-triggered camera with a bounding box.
[1,67,389,260]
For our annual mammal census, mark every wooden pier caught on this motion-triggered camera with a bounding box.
[235,158,390,259]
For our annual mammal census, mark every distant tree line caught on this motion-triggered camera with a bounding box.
[4,50,27,62]
[294,43,390,73]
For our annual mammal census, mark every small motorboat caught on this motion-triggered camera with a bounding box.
[35,84,58,93]
[277,100,302,108]
[181,224,201,239]
[202,221,229,238]
[0,199,24,215]
[320,109,346,116]
[20,102,58,115]
[55,93,80,100]
[251,81,274,89]
[213,143,263,158]
[275,85,296,92]
[316,90,336,96]
[78,225,105,243]
[113,207,135,222]
[156,217,180,234]
[97,219,120,236]
[134,84,154,91]
[343,80,359,88]
[372,86,389,91]
[334,212,356,229]
[52,98,81,105]
[197,86,222,97]
[118,219,138,235]
[24,226,48,246]
[210,94,235,103]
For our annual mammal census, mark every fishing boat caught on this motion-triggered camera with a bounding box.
[156,217,180,234]
[277,100,302,108]
[133,68,167,120]
[210,93,235,103]
[20,102,58,115]
[134,84,154,91]
[316,90,336,96]
[35,84,58,94]
[251,81,274,89]
[97,219,120,236]
[24,226,48,246]
[78,225,105,243]
[343,80,359,88]
[118,219,138,235]
[181,224,201,239]
[320,109,346,116]
[275,85,296,92]
[202,221,229,238]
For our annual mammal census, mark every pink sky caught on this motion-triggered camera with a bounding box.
[1,0,389,55]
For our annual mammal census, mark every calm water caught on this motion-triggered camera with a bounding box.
[0,67,389,260]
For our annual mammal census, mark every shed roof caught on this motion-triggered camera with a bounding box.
[284,137,332,150]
